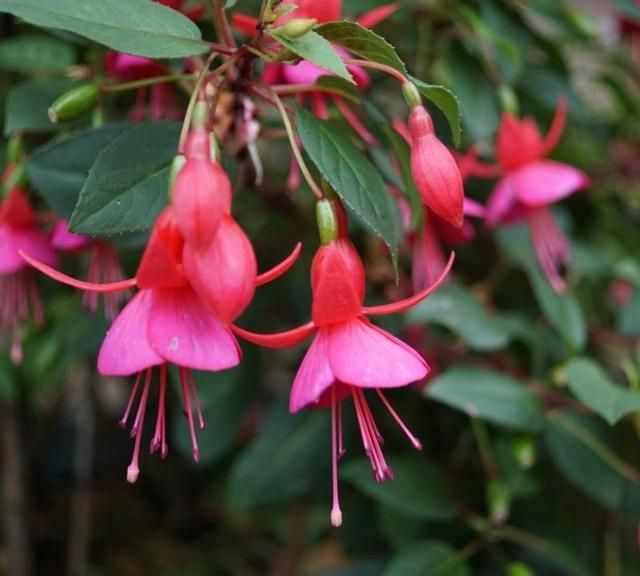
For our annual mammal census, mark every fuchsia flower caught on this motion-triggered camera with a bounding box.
[486,99,590,292]
[23,126,301,480]
[0,180,57,363]
[234,201,453,527]
[408,105,465,228]
[51,220,128,321]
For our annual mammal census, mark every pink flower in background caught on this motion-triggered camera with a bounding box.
[234,207,453,527]
[486,99,590,292]
[51,220,129,321]
[0,181,57,363]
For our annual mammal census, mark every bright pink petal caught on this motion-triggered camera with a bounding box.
[289,330,336,413]
[486,176,518,227]
[328,319,428,388]
[282,60,327,85]
[147,287,241,371]
[51,219,92,251]
[15,229,57,266]
[0,225,24,274]
[511,160,590,207]
[97,290,163,376]
[463,198,486,219]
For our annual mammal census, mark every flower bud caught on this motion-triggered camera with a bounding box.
[409,106,464,228]
[172,128,232,252]
[487,478,511,524]
[280,18,318,38]
[401,82,422,109]
[183,215,257,323]
[48,84,100,123]
[316,200,339,245]
[511,435,537,470]
[311,238,365,326]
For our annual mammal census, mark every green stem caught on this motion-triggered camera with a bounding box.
[270,89,324,200]
[100,73,197,93]
[470,417,499,479]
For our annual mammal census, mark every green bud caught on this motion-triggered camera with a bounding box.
[507,562,535,576]
[316,200,339,246]
[498,85,519,116]
[487,478,511,524]
[269,2,298,21]
[168,154,186,198]
[281,18,318,39]
[401,82,422,109]
[511,435,537,470]
[191,100,209,130]
[48,84,100,123]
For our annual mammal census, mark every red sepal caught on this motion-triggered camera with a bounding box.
[232,322,316,349]
[256,242,302,286]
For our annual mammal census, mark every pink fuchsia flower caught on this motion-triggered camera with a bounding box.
[51,220,129,321]
[486,99,590,293]
[234,201,453,527]
[23,207,300,482]
[0,182,57,363]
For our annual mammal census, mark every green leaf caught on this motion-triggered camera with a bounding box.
[316,21,407,74]
[618,289,640,337]
[409,77,462,146]
[268,28,354,83]
[69,122,179,236]
[4,78,79,136]
[406,284,513,351]
[545,412,640,519]
[0,34,75,72]
[0,0,207,58]
[426,369,544,432]
[563,358,640,425]
[227,398,328,509]
[383,541,470,576]
[341,456,456,521]
[296,108,401,267]
[315,75,361,103]
[27,124,129,218]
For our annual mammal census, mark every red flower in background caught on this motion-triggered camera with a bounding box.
[486,99,590,292]
[0,177,57,363]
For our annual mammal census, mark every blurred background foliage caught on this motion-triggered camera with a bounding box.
[1,1,640,575]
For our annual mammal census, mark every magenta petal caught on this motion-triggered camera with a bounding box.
[289,330,335,413]
[0,225,24,274]
[486,176,517,227]
[511,160,589,207]
[51,219,92,251]
[282,60,326,85]
[328,319,428,388]
[147,287,241,372]
[97,290,163,376]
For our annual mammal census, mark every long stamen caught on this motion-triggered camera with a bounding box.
[330,386,343,528]
[127,369,152,483]
[376,390,422,450]
[353,389,392,482]
[179,367,200,462]
[150,365,168,458]
[119,371,143,428]
[337,399,345,458]
[186,371,206,430]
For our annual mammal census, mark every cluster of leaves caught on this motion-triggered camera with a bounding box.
[0,1,640,575]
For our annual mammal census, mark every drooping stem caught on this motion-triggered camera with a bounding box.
[270,90,324,200]
[343,58,408,84]
[101,73,197,94]
[470,417,499,479]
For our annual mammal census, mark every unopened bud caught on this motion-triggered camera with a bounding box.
[511,435,537,470]
[316,199,339,246]
[281,18,318,39]
[401,82,422,109]
[48,84,99,123]
[487,478,511,524]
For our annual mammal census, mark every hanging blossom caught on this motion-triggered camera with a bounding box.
[234,200,453,527]
[485,99,590,292]
[51,220,129,321]
[22,120,301,482]
[0,172,57,364]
